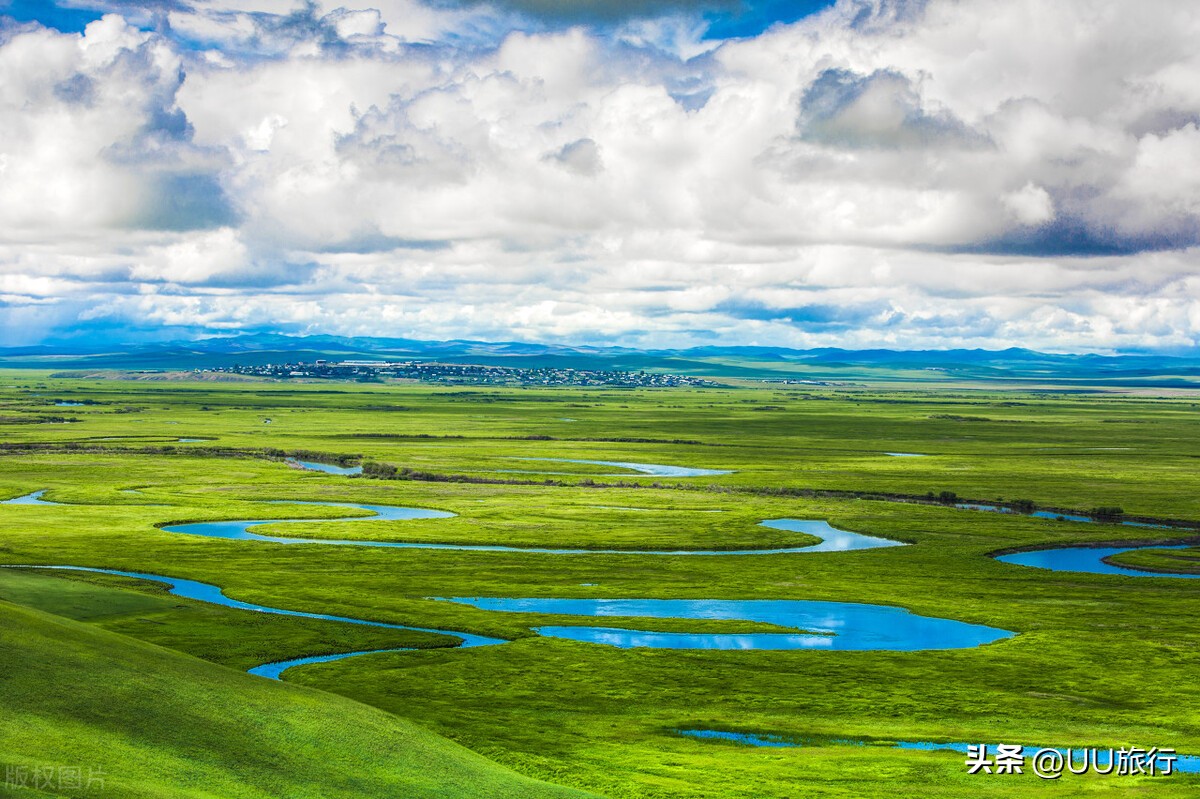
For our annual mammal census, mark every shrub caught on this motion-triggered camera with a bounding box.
[1089,506,1125,521]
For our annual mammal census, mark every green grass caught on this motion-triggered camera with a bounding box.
[1108,547,1200,575]
[1,373,1199,797]
[0,601,596,799]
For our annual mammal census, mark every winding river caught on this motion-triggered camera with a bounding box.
[2,490,1015,677]
[957,501,1174,529]
[4,490,56,505]
[0,564,504,674]
[160,506,903,556]
[995,545,1200,579]
[12,489,1194,575]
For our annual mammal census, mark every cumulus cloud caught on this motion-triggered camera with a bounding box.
[1,0,1200,351]
[547,138,604,176]
[797,68,979,150]
[0,14,234,238]
[1001,183,1054,228]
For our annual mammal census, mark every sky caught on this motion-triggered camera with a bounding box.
[0,0,1198,353]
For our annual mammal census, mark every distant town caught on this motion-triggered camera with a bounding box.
[210,360,722,388]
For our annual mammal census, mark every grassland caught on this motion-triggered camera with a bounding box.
[0,600,596,799]
[1,372,1198,797]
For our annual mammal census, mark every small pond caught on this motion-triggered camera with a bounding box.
[996,545,1199,579]
[287,459,364,475]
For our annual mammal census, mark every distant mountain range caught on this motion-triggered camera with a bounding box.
[2,334,1199,387]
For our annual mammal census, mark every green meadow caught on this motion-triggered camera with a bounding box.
[1,372,1198,798]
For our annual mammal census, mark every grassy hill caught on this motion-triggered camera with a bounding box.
[0,600,597,799]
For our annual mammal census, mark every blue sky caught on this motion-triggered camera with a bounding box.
[1,1,1198,352]
[1,1,103,32]
[701,0,833,39]
[2,1,837,39]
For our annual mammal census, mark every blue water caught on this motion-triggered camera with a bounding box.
[957,502,1177,528]
[178,438,209,443]
[439,597,1013,651]
[248,648,414,679]
[2,490,172,508]
[288,459,364,475]
[679,729,797,747]
[2,490,58,505]
[161,502,460,547]
[758,519,902,553]
[959,500,1198,577]
[0,565,505,678]
[957,503,1094,523]
[885,453,926,457]
[997,545,1199,579]
[514,458,733,477]
[54,401,83,407]
[675,730,1199,772]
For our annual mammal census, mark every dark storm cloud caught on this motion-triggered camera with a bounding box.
[134,173,240,232]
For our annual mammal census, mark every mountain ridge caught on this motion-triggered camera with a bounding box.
[2,333,1198,385]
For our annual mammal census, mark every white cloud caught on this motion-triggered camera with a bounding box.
[1,0,1200,351]
[129,228,250,285]
[1002,183,1055,227]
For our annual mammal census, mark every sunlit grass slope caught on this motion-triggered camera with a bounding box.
[0,600,597,799]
